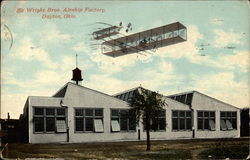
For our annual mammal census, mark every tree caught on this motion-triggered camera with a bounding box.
[130,87,167,151]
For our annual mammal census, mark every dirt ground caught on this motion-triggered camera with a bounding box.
[4,138,249,160]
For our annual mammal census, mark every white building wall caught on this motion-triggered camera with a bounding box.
[140,97,193,140]
[192,92,240,138]
[26,83,240,143]
[28,96,67,143]
[64,84,138,143]
[28,84,139,143]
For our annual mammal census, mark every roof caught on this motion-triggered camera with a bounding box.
[53,83,68,97]
[113,86,141,102]
[168,90,239,109]
[114,86,191,107]
[53,82,129,104]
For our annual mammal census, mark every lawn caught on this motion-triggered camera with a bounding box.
[6,138,249,160]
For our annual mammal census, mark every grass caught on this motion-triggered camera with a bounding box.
[197,144,249,159]
[6,138,249,160]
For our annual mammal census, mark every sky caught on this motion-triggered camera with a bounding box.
[1,0,249,119]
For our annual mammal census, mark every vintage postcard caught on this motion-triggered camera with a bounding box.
[1,0,249,159]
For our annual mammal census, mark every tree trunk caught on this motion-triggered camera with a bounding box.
[146,114,151,151]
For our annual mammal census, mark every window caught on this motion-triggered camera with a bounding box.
[172,110,192,131]
[197,111,215,130]
[143,110,166,131]
[169,93,193,105]
[220,111,237,130]
[94,119,104,132]
[74,108,103,132]
[111,109,136,132]
[33,107,66,133]
[56,120,67,133]
[111,120,120,132]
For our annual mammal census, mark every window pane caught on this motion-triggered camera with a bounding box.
[204,119,209,129]
[129,119,136,131]
[85,109,93,117]
[94,119,104,132]
[120,110,128,117]
[46,108,55,116]
[198,119,203,129]
[198,112,203,118]
[57,117,65,120]
[186,111,191,118]
[34,108,44,115]
[56,120,66,133]
[34,117,44,132]
[120,117,128,131]
[232,112,236,118]
[180,95,186,103]
[129,111,136,131]
[95,109,103,117]
[124,92,129,101]
[220,119,227,130]
[159,110,166,117]
[75,117,84,131]
[159,118,166,130]
[111,120,120,132]
[204,112,209,118]
[221,112,226,118]
[57,108,65,116]
[186,118,191,130]
[176,96,181,101]
[111,110,119,117]
[75,109,83,116]
[85,118,94,131]
[186,93,193,105]
[172,111,178,118]
[226,120,233,130]
[180,118,185,130]
[232,119,237,129]
[180,111,185,118]
[209,120,215,131]
[226,112,231,117]
[210,112,215,118]
[172,118,178,130]
[151,119,158,131]
[111,117,119,122]
[46,117,55,132]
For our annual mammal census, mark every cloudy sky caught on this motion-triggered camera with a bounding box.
[1,0,249,119]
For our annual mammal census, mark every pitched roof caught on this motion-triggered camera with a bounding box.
[53,82,128,103]
[168,90,239,109]
[114,86,190,107]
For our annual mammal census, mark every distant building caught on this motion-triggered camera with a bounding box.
[240,108,249,137]
[20,82,240,143]
[0,117,20,143]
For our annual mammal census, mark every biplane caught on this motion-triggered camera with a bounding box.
[93,25,122,40]
[93,22,187,57]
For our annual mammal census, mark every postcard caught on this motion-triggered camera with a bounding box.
[1,0,249,159]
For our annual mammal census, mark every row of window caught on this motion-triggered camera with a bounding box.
[173,111,237,131]
[34,108,67,133]
[142,110,166,131]
[33,107,237,133]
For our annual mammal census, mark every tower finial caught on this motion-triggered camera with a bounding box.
[72,54,83,85]
[76,53,78,68]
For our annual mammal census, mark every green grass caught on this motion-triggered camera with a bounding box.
[197,144,249,159]
[6,138,249,160]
